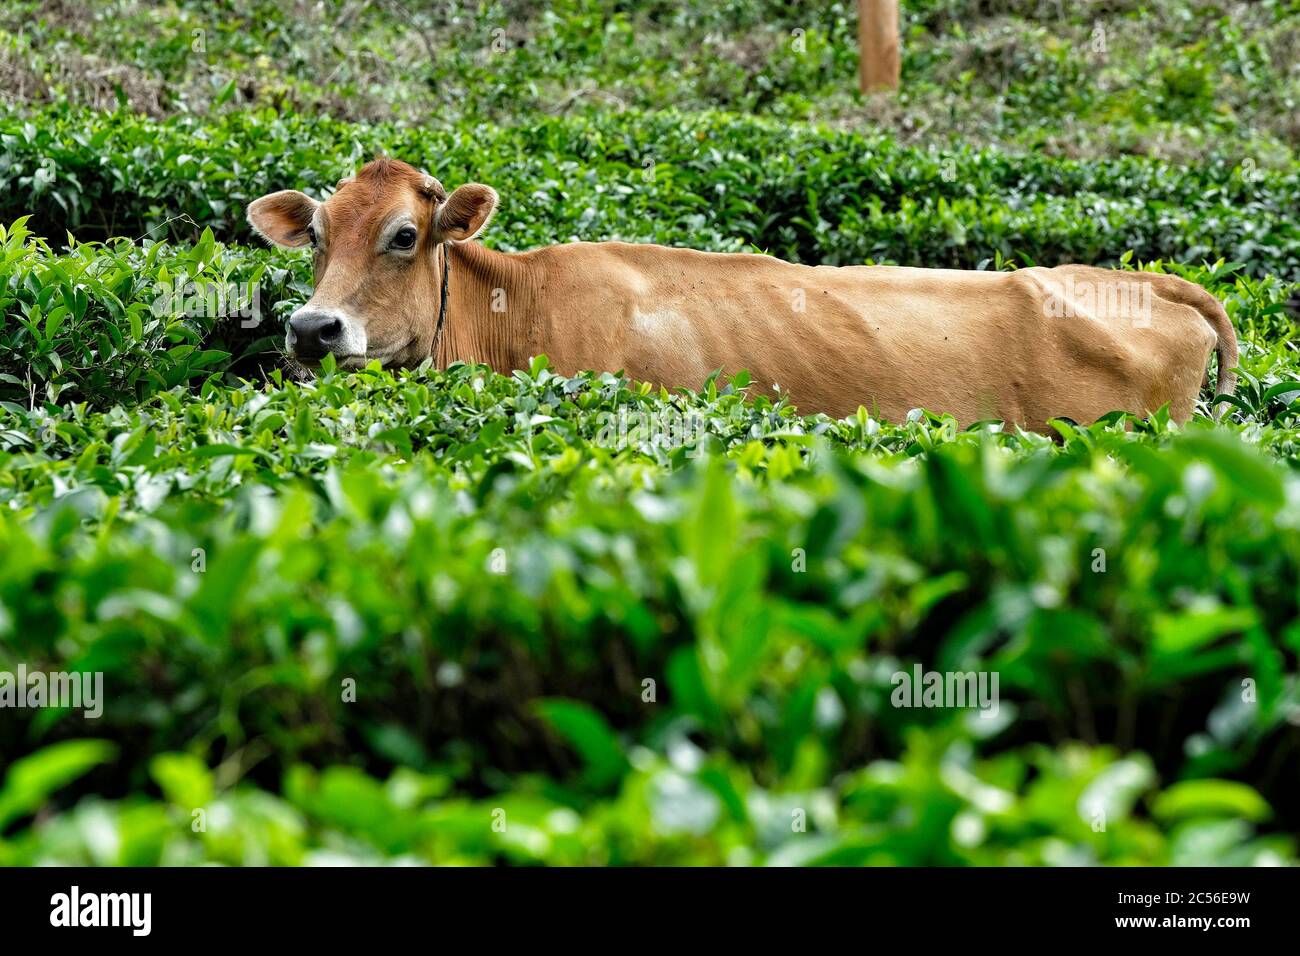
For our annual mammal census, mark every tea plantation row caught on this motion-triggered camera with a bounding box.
[3,104,1297,274]
[1,356,1299,864]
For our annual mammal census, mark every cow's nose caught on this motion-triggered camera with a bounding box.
[288,309,343,359]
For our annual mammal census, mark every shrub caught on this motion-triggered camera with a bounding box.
[0,219,306,408]
[0,390,1297,864]
[2,106,1297,275]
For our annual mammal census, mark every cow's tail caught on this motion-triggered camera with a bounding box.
[1178,282,1238,400]
[1204,291,1238,400]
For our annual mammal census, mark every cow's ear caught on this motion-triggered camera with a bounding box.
[247,190,319,248]
[435,184,498,242]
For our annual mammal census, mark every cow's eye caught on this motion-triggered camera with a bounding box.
[306,226,318,248]
[391,227,417,251]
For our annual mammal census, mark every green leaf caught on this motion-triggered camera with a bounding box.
[150,753,215,810]
[1153,607,1257,656]
[1176,432,1284,507]
[42,304,69,340]
[0,740,117,830]
[1153,780,1272,824]
[535,699,628,790]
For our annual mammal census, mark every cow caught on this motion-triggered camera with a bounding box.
[247,158,1238,431]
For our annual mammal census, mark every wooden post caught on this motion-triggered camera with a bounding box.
[858,0,900,92]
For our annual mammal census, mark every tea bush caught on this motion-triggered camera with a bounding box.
[2,369,1298,864]
[2,106,1297,274]
[0,218,305,408]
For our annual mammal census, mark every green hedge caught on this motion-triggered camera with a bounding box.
[3,356,1300,522]
[0,219,307,408]
[3,105,1298,274]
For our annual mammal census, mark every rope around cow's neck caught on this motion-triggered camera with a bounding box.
[431,241,451,367]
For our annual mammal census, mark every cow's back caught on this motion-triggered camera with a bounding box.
[530,243,1216,427]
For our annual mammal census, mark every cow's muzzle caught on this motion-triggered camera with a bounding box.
[288,307,348,360]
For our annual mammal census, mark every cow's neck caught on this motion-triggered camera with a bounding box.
[436,242,538,372]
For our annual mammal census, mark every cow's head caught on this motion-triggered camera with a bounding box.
[247,158,497,367]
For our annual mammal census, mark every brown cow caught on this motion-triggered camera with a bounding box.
[247,158,1238,430]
